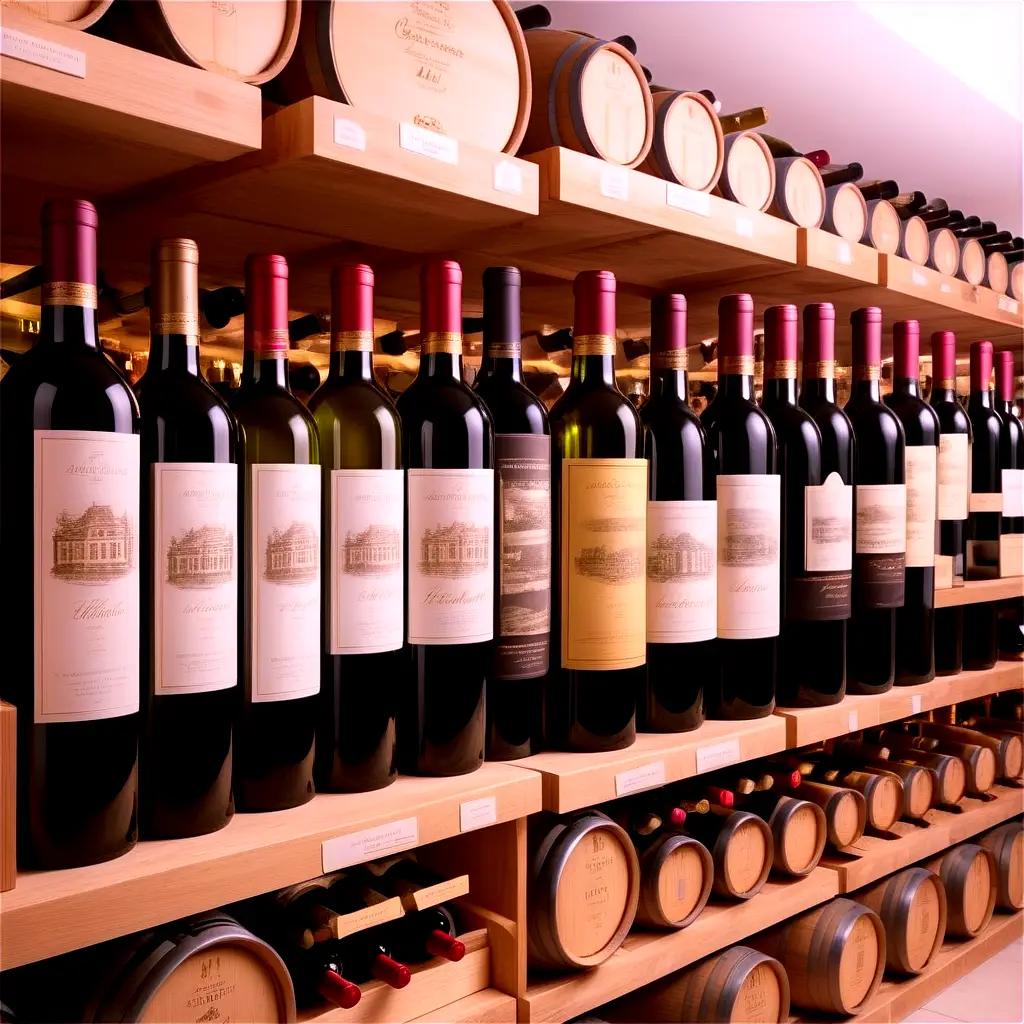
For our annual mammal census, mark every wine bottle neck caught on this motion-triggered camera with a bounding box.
[930,386,959,405]
[998,398,1013,417]
[328,349,374,381]
[420,351,463,381]
[969,388,993,410]
[852,377,882,403]
[571,353,616,387]
[892,376,922,398]
[718,372,754,400]
[763,376,797,405]
[242,351,289,389]
[650,367,688,400]
[148,332,200,375]
[799,376,837,405]
[480,348,523,382]
[40,304,99,349]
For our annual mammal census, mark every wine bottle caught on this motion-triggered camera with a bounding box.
[308,264,401,793]
[137,239,237,839]
[964,341,1002,669]
[929,331,972,675]
[795,302,854,705]
[844,307,906,694]
[233,254,320,811]
[389,904,465,963]
[819,162,864,188]
[762,305,847,708]
[0,199,139,869]
[641,293,715,732]
[548,271,644,751]
[336,932,411,989]
[288,940,362,1009]
[718,106,769,134]
[996,349,1024,534]
[700,294,779,719]
[883,321,938,685]
[473,267,551,761]
[397,260,493,775]
[858,180,899,202]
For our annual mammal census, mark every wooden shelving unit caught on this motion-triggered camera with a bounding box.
[935,577,1024,608]
[410,988,517,1024]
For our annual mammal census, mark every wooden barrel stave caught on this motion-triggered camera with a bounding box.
[767,796,826,876]
[978,822,1024,911]
[796,780,867,850]
[6,0,112,29]
[925,843,998,939]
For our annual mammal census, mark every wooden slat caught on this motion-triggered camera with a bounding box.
[935,577,1024,608]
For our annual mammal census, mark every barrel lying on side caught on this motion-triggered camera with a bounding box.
[796,780,867,851]
[925,843,998,939]
[855,867,947,974]
[683,808,774,900]
[768,156,825,228]
[635,832,714,930]
[8,0,112,29]
[978,822,1024,912]
[640,89,724,191]
[763,796,827,876]
[715,132,776,212]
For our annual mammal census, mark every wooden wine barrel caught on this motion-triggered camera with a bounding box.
[750,899,886,1015]
[896,215,930,265]
[827,769,904,832]
[707,811,774,900]
[635,832,714,930]
[639,89,724,191]
[796,781,866,850]
[607,946,790,1023]
[82,911,296,1022]
[528,811,640,970]
[856,868,947,974]
[925,844,998,939]
[766,796,826,876]
[978,822,1024,911]
[768,156,825,228]
[919,721,1023,782]
[274,0,529,155]
[862,198,901,254]
[716,132,776,211]
[822,182,868,242]
[928,227,961,276]
[5,0,111,29]
[94,0,299,85]
[1011,261,1023,301]
[985,251,1010,293]
[861,761,935,820]
[888,749,967,807]
[519,28,653,166]
[959,238,987,284]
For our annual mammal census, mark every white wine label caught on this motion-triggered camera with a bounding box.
[696,737,741,773]
[250,464,321,702]
[855,484,907,554]
[646,500,717,643]
[1,27,86,78]
[615,760,667,797]
[34,430,140,723]
[153,463,237,695]
[329,469,404,655]
[937,433,969,521]
[968,492,1002,514]
[322,816,419,872]
[804,472,853,571]
[334,117,367,151]
[407,468,494,645]
[399,122,458,165]
[561,458,647,669]
[666,182,712,216]
[1001,469,1024,518]
[716,474,781,640]
[493,160,524,196]
[459,797,497,833]
[600,165,630,201]
[905,446,938,567]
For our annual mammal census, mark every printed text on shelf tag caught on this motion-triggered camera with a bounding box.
[322,816,419,872]
[460,796,497,832]
[615,760,667,797]
[493,160,523,196]
[399,123,458,165]
[600,166,630,201]
[696,738,741,773]
[1,28,85,77]
[666,183,712,216]
[911,695,923,714]
[334,118,367,152]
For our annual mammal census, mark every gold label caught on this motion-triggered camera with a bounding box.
[43,282,97,308]
[765,359,797,379]
[153,312,200,342]
[573,334,616,356]
[805,359,835,379]
[721,355,754,375]
[485,342,521,359]
[561,458,646,670]
[854,364,880,380]
[332,330,374,352]
[252,328,290,353]
[422,331,462,354]
[652,350,688,370]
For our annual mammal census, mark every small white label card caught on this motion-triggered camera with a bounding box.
[696,738,741,773]
[334,118,367,151]
[911,269,928,286]
[835,241,853,265]
[493,160,524,196]
[615,760,667,797]
[399,123,458,165]
[735,216,754,238]
[911,695,923,714]
[322,816,419,872]
[848,710,859,733]
[666,182,712,216]
[600,165,630,201]
[998,296,1018,314]
[1,27,85,77]
[459,796,497,833]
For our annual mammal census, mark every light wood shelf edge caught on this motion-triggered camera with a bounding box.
[408,988,517,1024]
[935,577,1024,608]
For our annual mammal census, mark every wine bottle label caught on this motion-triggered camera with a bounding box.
[716,474,781,640]
[152,462,238,695]
[854,483,906,608]
[791,471,852,620]
[495,435,551,679]
[33,430,140,723]
[329,469,404,655]
[968,492,1002,514]
[1001,469,1024,518]
[250,464,321,702]
[407,468,494,645]
[937,433,969,521]
[561,458,646,670]
[646,499,717,643]
[905,446,938,568]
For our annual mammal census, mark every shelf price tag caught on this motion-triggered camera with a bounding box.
[666,182,712,217]
[1,27,85,77]
[399,123,459,166]
[735,216,754,239]
[493,160,524,196]
[696,738,741,774]
[322,816,419,872]
[330,897,406,939]
[835,241,853,265]
[848,710,859,733]
[615,760,667,797]
[334,118,367,152]
[403,874,470,912]
[600,165,630,201]
[911,695,923,715]
[998,296,1018,314]
[939,282,953,294]
[459,796,497,832]
[911,269,928,286]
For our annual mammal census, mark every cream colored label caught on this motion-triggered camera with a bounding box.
[153,463,237,695]
[716,474,780,639]
[1,27,86,77]
[1002,468,1024,518]
[696,737,741,773]
[905,446,938,567]
[407,468,494,645]
[34,430,139,723]
[405,874,470,911]
[330,896,405,938]
[969,491,1002,513]
[615,760,667,796]
[666,182,712,216]
[400,122,458,164]
[804,472,853,571]
[460,796,497,832]
[646,499,717,643]
[855,484,907,554]
[250,464,320,702]
[561,458,646,670]
[322,816,419,872]
[329,469,404,655]
[937,433,969,521]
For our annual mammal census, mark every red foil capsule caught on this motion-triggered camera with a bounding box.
[319,970,362,1009]
[42,198,98,307]
[371,954,411,989]
[669,806,687,826]
[995,349,1016,403]
[572,270,617,355]
[421,259,462,335]
[802,302,836,368]
[892,320,921,380]
[851,307,883,378]
[331,263,374,352]
[717,294,755,374]
[763,304,798,378]
[245,253,289,355]
[931,331,957,387]
[970,340,994,393]
[426,929,466,962]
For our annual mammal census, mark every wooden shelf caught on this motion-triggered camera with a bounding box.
[519,870,841,1024]
[409,988,516,1024]
[819,783,1024,894]
[935,576,1024,608]
[0,763,541,971]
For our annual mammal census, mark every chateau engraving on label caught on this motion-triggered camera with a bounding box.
[646,499,717,643]
[905,446,938,568]
[937,433,969,521]
[716,474,781,640]
[34,430,140,723]
[407,468,494,645]
[251,464,321,702]
[330,469,404,656]
[154,463,238,695]
[495,434,551,679]
[854,483,907,608]
[793,471,853,620]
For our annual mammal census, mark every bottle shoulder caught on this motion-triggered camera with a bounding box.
[309,376,400,422]
[884,389,940,442]
[473,375,549,434]
[398,375,492,422]
[641,393,704,435]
